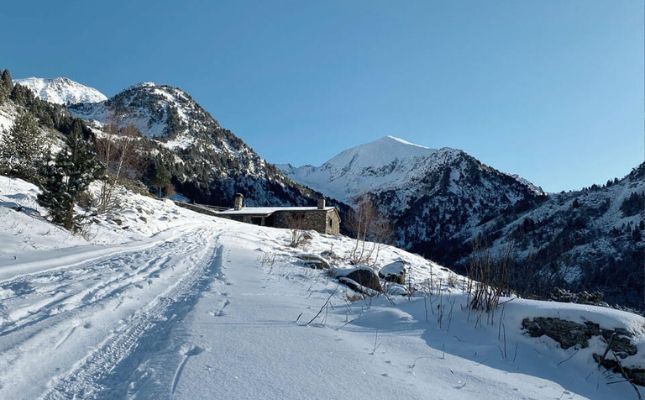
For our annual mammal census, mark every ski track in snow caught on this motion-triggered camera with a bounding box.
[0,223,223,400]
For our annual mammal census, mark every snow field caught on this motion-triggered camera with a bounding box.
[0,175,643,399]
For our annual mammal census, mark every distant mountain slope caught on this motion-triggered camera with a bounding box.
[280,135,546,255]
[281,137,644,310]
[280,136,441,202]
[69,82,346,210]
[15,77,107,105]
[467,163,645,309]
[280,136,544,203]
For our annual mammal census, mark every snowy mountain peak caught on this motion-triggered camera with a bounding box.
[14,77,107,105]
[381,135,430,149]
[280,136,460,202]
[69,82,218,140]
[326,136,437,172]
[131,81,157,88]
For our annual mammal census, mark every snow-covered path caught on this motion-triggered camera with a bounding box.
[129,230,441,400]
[0,222,221,399]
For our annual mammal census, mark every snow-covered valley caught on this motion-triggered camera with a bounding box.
[0,176,643,399]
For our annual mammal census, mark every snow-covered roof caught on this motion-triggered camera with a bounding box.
[217,206,335,216]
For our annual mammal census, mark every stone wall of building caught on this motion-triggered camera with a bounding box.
[273,210,340,235]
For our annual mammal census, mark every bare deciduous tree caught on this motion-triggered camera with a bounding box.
[467,239,515,313]
[347,195,393,265]
[95,122,142,213]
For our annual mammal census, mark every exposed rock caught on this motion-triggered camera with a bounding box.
[522,317,636,355]
[334,267,382,293]
[320,250,340,261]
[549,287,606,307]
[522,317,641,386]
[345,268,382,292]
[338,277,380,297]
[592,355,645,386]
[379,260,407,284]
[297,253,330,270]
[522,317,600,349]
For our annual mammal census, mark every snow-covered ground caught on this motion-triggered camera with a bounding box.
[0,176,643,399]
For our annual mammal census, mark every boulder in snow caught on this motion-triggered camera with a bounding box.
[334,267,382,293]
[378,260,407,285]
[297,253,330,270]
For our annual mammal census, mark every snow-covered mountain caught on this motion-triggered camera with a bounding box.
[14,77,107,105]
[280,136,546,263]
[68,82,345,209]
[69,82,211,141]
[280,136,544,203]
[281,137,644,310]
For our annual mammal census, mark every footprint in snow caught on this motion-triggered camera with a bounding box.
[171,344,205,394]
[180,343,204,356]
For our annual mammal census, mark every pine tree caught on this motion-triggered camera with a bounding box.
[150,160,171,197]
[38,120,103,231]
[0,69,12,93]
[0,111,45,180]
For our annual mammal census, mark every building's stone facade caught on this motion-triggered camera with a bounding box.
[216,195,341,235]
[272,209,340,235]
[219,208,340,235]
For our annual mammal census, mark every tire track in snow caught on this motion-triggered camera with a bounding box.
[0,225,218,400]
[40,238,224,400]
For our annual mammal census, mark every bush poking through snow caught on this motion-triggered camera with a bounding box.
[346,194,393,265]
[467,242,513,312]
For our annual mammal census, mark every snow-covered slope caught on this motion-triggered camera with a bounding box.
[0,175,643,399]
[467,162,645,310]
[14,77,107,105]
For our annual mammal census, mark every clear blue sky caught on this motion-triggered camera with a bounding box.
[1,0,642,192]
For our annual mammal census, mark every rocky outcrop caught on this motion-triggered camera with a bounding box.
[522,317,642,386]
[549,288,606,307]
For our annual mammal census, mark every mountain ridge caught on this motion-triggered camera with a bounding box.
[280,136,544,203]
